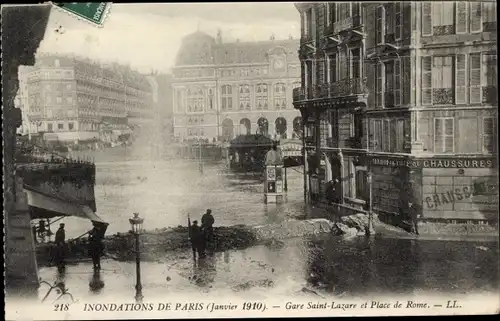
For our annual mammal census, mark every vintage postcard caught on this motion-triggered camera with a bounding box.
[2,1,499,319]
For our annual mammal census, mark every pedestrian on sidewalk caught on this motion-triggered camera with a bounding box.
[408,201,420,235]
[189,220,203,260]
[88,223,104,271]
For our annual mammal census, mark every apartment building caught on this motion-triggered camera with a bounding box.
[293,1,497,223]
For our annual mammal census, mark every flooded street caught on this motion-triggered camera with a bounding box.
[49,148,498,302]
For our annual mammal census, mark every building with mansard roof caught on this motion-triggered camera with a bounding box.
[172,31,302,143]
[20,54,154,143]
[294,2,497,225]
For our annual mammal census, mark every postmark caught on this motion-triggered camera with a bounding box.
[51,2,111,27]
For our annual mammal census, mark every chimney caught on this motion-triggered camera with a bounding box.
[216,29,222,44]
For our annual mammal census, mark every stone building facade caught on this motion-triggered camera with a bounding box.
[21,54,154,143]
[293,1,497,224]
[172,31,302,142]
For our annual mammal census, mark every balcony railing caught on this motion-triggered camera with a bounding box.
[346,136,363,149]
[483,86,498,104]
[333,15,361,34]
[483,21,497,32]
[293,87,305,101]
[329,78,368,97]
[432,88,454,105]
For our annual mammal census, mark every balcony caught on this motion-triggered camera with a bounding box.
[333,15,361,34]
[384,92,395,108]
[432,88,454,105]
[293,87,306,102]
[329,78,368,97]
[346,136,362,149]
[432,25,455,36]
[483,21,497,32]
[384,33,396,44]
[483,86,498,104]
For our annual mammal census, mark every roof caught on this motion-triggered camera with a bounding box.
[175,32,300,66]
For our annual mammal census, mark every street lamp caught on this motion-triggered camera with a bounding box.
[129,212,144,303]
[366,172,375,236]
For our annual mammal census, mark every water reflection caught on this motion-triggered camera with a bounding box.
[192,256,217,288]
[89,271,105,294]
[305,235,498,296]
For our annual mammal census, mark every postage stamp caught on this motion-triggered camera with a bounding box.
[2,1,499,320]
[51,2,111,26]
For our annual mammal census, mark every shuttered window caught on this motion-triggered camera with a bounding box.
[456,2,468,33]
[434,118,454,153]
[422,2,433,36]
[483,54,497,87]
[376,62,384,108]
[383,120,390,152]
[329,54,337,83]
[433,56,453,88]
[385,3,394,37]
[402,56,411,105]
[355,169,368,201]
[469,53,482,103]
[395,2,403,40]
[394,59,401,106]
[421,56,432,105]
[432,2,454,27]
[483,2,497,22]
[482,117,495,153]
[376,6,385,44]
[396,119,405,152]
[455,54,467,104]
[470,2,482,33]
[390,119,397,152]
[373,119,383,151]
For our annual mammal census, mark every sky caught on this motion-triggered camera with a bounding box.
[37,3,301,74]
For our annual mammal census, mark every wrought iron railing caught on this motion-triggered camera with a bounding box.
[333,15,361,34]
[483,86,498,104]
[433,88,454,105]
[293,87,306,102]
[329,78,368,97]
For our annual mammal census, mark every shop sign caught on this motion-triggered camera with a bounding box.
[370,157,495,169]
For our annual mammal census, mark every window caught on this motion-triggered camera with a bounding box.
[432,2,455,35]
[47,123,53,132]
[343,158,367,201]
[187,86,205,112]
[355,168,368,201]
[375,62,384,108]
[376,6,385,44]
[337,2,350,21]
[483,117,496,153]
[55,59,60,67]
[58,123,64,130]
[208,88,214,110]
[483,1,496,32]
[329,54,337,83]
[238,84,251,110]
[350,48,360,79]
[221,85,233,110]
[274,82,287,109]
[66,84,72,90]
[455,54,467,104]
[256,83,268,110]
[469,53,481,103]
[434,118,454,153]
[384,60,402,107]
[433,56,453,89]
[56,96,62,104]
[328,2,336,25]
[483,54,497,87]
[395,2,403,40]
[383,119,390,151]
[470,2,482,33]
[68,122,74,130]
[305,9,313,38]
[421,56,432,105]
[372,119,383,151]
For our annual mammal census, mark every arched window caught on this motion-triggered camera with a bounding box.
[274,82,287,110]
[238,84,251,110]
[293,117,303,139]
[208,88,214,110]
[257,117,269,136]
[187,86,205,112]
[221,85,233,110]
[275,117,287,139]
[256,83,268,110]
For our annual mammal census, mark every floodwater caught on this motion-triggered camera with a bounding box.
[37,234,499,302]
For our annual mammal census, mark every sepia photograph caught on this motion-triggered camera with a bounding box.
[2,1,499,319]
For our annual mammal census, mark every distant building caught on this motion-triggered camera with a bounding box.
[21,54,154,143]
[294,2,497,223]
[172,31,302,143]
[16,65,35,136]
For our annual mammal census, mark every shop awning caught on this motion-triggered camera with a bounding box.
[24,188,107,224]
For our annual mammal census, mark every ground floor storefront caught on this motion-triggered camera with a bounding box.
[304,149,498,228]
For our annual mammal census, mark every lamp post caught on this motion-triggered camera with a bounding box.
[366,171,375,236]
[129,212,144,303]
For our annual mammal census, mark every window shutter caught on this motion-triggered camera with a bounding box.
[396,119,405,152]
[434,118,443,152]
[456,2,468,33]
[470,2,482,32]
[422,2,432,36]
[376,6,384,44]
[390,119,397,152]
[469,54,482,103]
[421,56,432,105]
[483,118,495,153]
[383,120,390,152]
[402,56,411,105]
[395,2,402,40]
[455,54,467,104]
[394,59,401,106]
[444,118,454,153]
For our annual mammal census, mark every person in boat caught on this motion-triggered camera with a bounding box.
[88,223,104,271]
[189,220,203,260]
[201,209,215,256]
[37,219,46,239]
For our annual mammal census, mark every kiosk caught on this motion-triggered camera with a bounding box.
[264,145,284,204]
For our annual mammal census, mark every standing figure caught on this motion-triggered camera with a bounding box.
[88,223,104,271]
[189,220,203,260]
[201,209,215,256]
[54,223,66,269]
[408,202,420,235]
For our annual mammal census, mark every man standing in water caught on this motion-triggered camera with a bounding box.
[54,223,66,269]
[201,209,215,257]
[89,223,104,271]
[189,220,203,260]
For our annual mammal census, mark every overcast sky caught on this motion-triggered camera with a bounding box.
[37,3,300,74]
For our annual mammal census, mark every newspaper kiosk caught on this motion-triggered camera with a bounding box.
[264,145,284,204]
